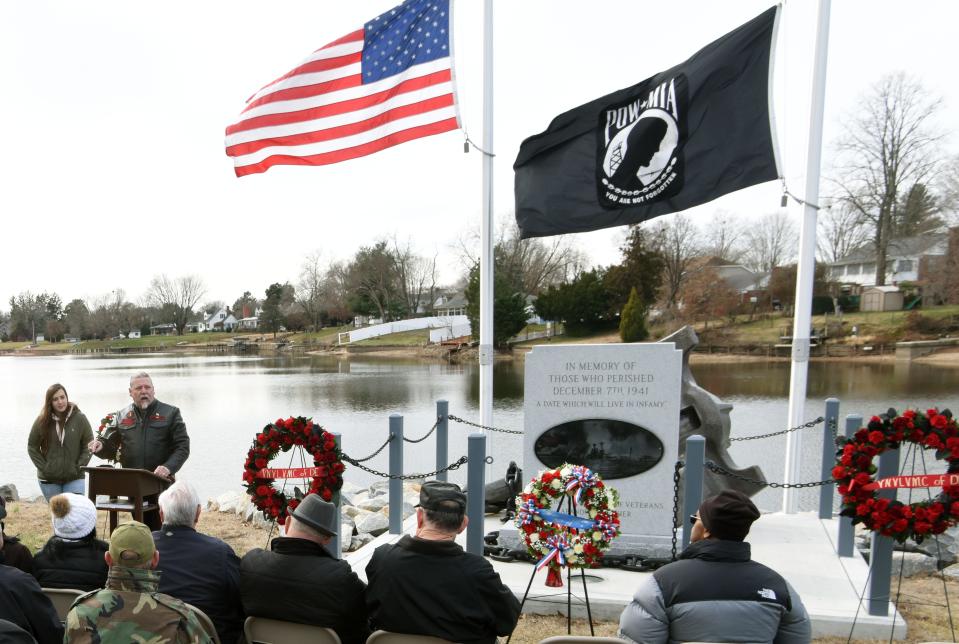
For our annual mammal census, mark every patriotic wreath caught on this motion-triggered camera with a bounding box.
[242,416,344,525]
[833,408,959,543]
[514,463,620,587]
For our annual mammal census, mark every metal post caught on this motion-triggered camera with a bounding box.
[819,398,840,519]
[837,414,861,557]
[682,436,706,550]
[868,447,897,616]
[436,400,449,482]
[467,433,487,555]
[389,414,403,535]
[331,432,342,558]
[784,0,832,514]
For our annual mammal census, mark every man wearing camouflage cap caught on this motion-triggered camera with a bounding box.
[64,520,214,643]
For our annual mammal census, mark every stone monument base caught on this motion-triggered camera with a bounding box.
[498,526,682,560]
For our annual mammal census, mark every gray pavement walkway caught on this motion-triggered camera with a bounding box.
[345,511,907,640]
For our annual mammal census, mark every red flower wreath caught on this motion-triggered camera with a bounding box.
[242,416,344,525]
[833,408,959,543]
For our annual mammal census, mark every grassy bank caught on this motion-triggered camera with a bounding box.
[4,498,959,642]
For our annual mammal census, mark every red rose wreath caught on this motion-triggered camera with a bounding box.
[242,416,344,525]
[833,408,959,543]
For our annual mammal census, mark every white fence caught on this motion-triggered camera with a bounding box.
[338,315,470,345]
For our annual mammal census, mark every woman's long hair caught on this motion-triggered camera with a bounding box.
[37,383,76,456]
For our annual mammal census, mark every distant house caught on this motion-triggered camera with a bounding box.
[150,323,176,336]
[827,233,948,287]
[64,335,81,343]
[128,330,141,339]
[205,307,238,332]
[434,293,467,317]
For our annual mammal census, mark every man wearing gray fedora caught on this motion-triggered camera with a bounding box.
[240,494,370,644]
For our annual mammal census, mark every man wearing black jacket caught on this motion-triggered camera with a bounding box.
[241,494,369,644]
[365,481,521,644]
[618,489,811,644]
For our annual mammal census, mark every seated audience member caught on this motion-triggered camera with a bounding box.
[64,521,214,643]
[0,618,40,644]
[365,481,521,644]
[0,497,34,574]
[241,494,369,644]
[153,480,244,644]
[33,493,108,591]
[0,531,63,643]
[618,489,811,644]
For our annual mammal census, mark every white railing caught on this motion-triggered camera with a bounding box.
[338,315,470,345]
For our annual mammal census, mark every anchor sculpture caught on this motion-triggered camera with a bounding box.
[660,325,766,497]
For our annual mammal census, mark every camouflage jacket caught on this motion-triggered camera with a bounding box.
[64,565,214,643]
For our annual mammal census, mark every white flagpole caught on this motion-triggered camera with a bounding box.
[783,0,831,514]
[479,0,494,430]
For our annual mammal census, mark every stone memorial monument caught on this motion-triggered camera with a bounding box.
[518,342,683,557]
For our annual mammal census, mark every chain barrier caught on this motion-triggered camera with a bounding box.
[346,434,394,463]
[403,419,439,444]
[704,460,835,489]
[341,454,468,480]
[728,416,824,442]
[448,414,524,435]
[671,460,683,562]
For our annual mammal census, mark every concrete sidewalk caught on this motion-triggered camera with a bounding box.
[346,511,907,640]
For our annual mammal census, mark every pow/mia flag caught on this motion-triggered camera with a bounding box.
[514,6,780,238]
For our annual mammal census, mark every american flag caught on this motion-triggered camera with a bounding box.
[226,0,459,177]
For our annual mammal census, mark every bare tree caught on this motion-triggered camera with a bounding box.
[937,153,959,226]
[453,220,586,295]
[699,210,745,263]
[145,274,206,335]
[648,214,701,309]
[742,211,796,273]
[391,237,438,316]
[833,72,946,285]
[297,250,326,331]
[816,203,870,263]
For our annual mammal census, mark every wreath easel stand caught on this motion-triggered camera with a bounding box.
[509,491,595,642]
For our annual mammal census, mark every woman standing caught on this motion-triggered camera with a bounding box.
[27,384,94,500]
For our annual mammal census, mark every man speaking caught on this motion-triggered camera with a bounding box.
[89,372,190,480]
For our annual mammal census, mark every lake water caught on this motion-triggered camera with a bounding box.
[1,353,956,513]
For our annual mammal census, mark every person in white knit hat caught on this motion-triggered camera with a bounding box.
[32,493,108,591]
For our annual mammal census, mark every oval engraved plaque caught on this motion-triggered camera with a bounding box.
[534,418,664,480]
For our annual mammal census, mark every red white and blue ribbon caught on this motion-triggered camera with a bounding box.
[594,519,619,541]
[517,499,540,526]
[565,466,597,506]
[536,534,570,571]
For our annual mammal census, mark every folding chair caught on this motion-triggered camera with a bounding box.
[366,630,456,644]
[538,637,626,644]
[244,616,341,644]
[41,588,84,623]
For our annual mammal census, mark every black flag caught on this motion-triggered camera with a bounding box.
[514,6,781,238]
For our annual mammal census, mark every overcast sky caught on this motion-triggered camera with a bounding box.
[1,1,957,309]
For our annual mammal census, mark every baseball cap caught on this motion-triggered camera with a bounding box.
[109,521,156,565]
[417,481,467,512]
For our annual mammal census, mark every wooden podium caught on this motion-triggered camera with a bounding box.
[83,466,171,535]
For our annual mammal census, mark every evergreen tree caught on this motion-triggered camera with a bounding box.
[619,287,649,342]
